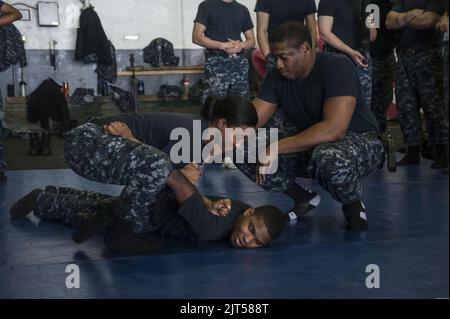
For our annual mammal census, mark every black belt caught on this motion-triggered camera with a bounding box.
[398,47,437,55]
[206,49,243,59]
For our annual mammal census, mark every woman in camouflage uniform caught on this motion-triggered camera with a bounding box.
[63,96,258,234]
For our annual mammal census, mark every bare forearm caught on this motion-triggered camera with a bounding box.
[257,31,271,57]
[166,170,196,204]
[277,122,345,154]
[201,194,214,210]
[308,24,317,49]
[386,12,404,30]
[0,4,22,26]
[0,14,20,26]
[387,10,440,30]
[370,28,377,42]
[306,16,317,49]
[406,10,441,29]
[320,31,354,56]
[129,136,143,144]
[242,37,256,50]
[436,12,449,33]
[193,34,225,50]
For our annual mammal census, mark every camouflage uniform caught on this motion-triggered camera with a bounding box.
[395,48,449,147]
[201,54,249,104]
[371,53,395,133]
[356,53,373,110]
[443,35,449,113]
[34,186,115,228]
[234,111,385,204]
[0,121,5,175]
[64,123,172,234]
[0,89,5,174]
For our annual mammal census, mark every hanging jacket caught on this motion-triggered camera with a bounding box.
[75,7,112,65]
[27,78,72,133]
[96,40,117,84]
[0,23,27,72]
[143,38,180,67]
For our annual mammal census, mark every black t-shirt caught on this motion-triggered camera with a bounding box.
[370,0,399,57]
[96,112,208,166]
[318,0,370,52]
[254,0,317,37]
[391,0,445,49]
[258,52,379,134]
[151,187,250,242]
[194,0,254,42]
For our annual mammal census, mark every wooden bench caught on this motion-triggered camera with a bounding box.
[117,65,205,77]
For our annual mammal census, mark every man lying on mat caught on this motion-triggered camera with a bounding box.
[10,164,286,254]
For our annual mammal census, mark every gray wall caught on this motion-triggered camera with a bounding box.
[0,48,205,96]
[0,0,260,96]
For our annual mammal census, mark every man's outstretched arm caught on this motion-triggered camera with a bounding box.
[166,170,196,205]
[166,169,231,217]
[0,2,23,26]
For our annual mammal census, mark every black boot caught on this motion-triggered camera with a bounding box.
[10,189,43,218]
[431,144,448,169]
[39,131,52,156]
[343,200,368,231]
[72,197,131,244]
[421,139,435,161]
[104,219,160,254]
[0,171,7,182]
[27,131,40,156]
[283,183,321,221]
[72,204,115,244]
[397,146,421,166]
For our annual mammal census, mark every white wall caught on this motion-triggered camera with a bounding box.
[8,0,259,50]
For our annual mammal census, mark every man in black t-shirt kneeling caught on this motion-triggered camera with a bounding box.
[234,22,385,231]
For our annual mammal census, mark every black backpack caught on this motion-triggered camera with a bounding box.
[143,38,180,67]
[157,84,183,101]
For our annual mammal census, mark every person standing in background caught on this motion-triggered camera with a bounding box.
[318,0,377,109]
[255,0,317,71]
[370,0,398,134]
[436,2,449,113]
[192,0,255,104]
[0,1,23,182]
[386,0,448,169]
[436,1,449,175]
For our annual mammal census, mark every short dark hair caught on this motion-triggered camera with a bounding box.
[254,205,286,242]
[201,96,258,127]
[269,21,312,49]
